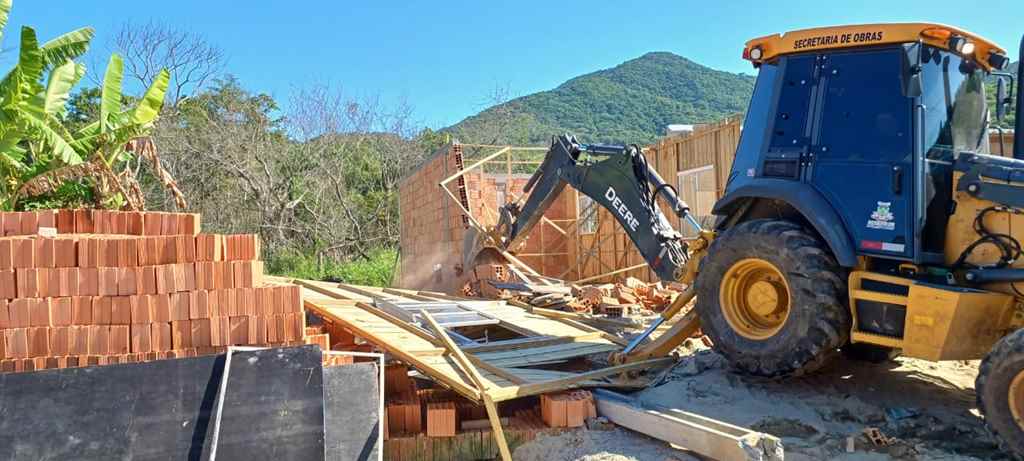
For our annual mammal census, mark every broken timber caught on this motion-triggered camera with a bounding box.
[593,389,784,461]
[280,277,662,403]
[280,276,783,460]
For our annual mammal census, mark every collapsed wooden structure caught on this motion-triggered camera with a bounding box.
[282,276,786,460]
[396,117,744,294]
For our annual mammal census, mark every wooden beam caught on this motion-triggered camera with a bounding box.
[302,300,479,400]
[456,144,548,151]
[573,263,649,284]
[439,146,510,187]
[462,333,604,353]
[592,389,784,461]
[420,310,512,461]
[487,357,674,401]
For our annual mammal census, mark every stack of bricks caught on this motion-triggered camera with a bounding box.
[0,209,307,373]
[540,390,597,428]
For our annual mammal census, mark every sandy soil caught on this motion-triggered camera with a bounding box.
[515,343,1010,461]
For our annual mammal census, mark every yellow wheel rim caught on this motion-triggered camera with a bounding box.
[1010,370,1024,431]
[719,258,791,340]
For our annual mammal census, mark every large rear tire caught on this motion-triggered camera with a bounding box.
[977,328,1024,458]
[694,219,850,378]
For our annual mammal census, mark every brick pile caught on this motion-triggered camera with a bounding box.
[540,390,597,428]
[0,209,309,373]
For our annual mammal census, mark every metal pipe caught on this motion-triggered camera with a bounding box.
[623,317,665,354]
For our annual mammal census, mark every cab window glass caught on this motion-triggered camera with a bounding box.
[817,48,912,162]
[769,55,815,149]
[920,46,989,159]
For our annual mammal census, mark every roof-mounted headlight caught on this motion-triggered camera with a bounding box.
[949,36,975,56]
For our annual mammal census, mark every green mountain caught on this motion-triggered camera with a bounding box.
[445,52,755,146]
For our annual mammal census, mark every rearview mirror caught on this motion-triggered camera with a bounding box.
[997,77,1009,121]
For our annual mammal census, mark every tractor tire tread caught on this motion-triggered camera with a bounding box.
[695,218,850,378]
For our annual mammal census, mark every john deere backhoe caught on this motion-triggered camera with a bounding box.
[464,23,1024,455]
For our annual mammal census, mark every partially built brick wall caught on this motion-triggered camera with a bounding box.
[397,145,571,292]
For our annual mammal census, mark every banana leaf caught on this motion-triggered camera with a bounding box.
[99,53,124,135]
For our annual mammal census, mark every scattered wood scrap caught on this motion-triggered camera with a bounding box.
[479,269,682,319]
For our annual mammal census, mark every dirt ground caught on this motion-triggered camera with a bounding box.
[514,342,1009,461]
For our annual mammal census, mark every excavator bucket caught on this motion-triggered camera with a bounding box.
[461,226,510,272]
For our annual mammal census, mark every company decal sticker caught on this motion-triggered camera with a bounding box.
[793,31,884,50]
[867,201,895,231]
[604,187,640,232]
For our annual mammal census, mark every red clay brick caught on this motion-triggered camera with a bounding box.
[54,237,76,267]
[57,268,77,297]
[29,298,52,327]
[229,316,248,345]
[171,320,192,349]
[108,325,130,354]
[98,267,119,296]
[87,325,107,355]
[5,328,28,358]
[56,209,75,234]
[71,297,92,324]
[52,297,73,326]
[111,296,132,324]
[117,267,138,296]
[152,294,171,323]
[74,209,94,234]
[1,214,18,237]
[91,296,112,325]
[139,266,157,295]
[126,212,144,235]
[0,269,15,298]
[130,295,152,324]
[142,212,162,236]
[0,239,12,270]
[36,238,55,267]
[37,210,56,230]
[110,212,128,235]
[169,292,190,321]
[151,322,172,351]
[191,318,211,347]
[68,326,87,355]
[49,327,70,356]
[12,238,33,268]
[19,212,39,235]
[118,238,138,267]
[190,291,210,319]
[27,327,50,357]
[78,267,99,296]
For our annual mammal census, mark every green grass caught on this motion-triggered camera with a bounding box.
[266,247,398,287]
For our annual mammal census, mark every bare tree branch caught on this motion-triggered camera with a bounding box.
[102,21,226,104]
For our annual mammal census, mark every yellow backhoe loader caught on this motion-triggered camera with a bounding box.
[466,23,1024,456]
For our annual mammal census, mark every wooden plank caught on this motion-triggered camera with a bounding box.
[302,297,481,401]
[488,357,674,401]
[592,389,784,461]
[420,310,512,461]
[439,147,510,187]
[462,333,604,353]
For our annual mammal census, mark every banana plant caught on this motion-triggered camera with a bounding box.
[0,0,170,210]
[70,54,170,168]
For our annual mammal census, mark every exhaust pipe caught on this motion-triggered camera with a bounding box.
[1015,34,1024,160]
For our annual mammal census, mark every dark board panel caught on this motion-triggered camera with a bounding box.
[0,346,328,461]
[324,361,381,460]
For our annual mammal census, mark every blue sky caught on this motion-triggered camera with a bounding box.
[9,1,1024,129]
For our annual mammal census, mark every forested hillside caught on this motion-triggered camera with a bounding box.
[445,52,755,145]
